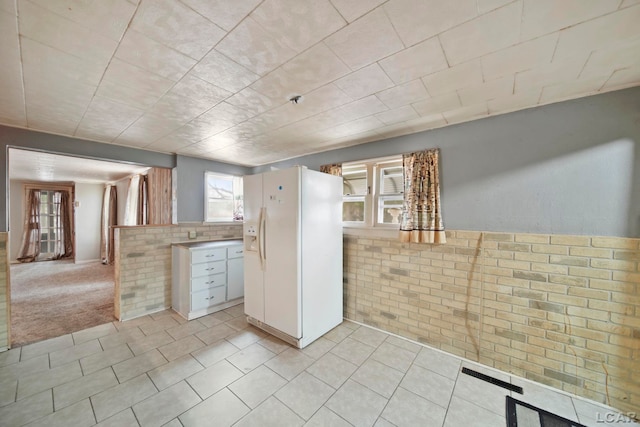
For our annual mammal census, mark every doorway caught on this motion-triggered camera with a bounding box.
[7,148,149,347]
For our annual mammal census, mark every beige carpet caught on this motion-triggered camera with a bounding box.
[10,259,116,347]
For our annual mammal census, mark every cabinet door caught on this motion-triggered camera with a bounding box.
[227,257,244,300]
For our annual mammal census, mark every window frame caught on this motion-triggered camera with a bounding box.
[374,159,404,226]
[204,171,243,223]
[23,182,75,260]
[342,156,403,228]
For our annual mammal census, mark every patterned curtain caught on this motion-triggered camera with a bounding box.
[101,185,117,265]
[17,189,41,263]
[320,163,342,176]
[399,149,446,244]
[51,190,74,260]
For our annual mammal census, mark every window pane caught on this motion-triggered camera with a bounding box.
[343,167,367,196]
[205,173,244,221]
[207,176,233,200]
[380,166,403,194]
[207,199,234,221]
[378,197,403,224]
[232,177,244,221]
[343,200,365,222]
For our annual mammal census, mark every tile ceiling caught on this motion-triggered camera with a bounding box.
[1,0,639,167]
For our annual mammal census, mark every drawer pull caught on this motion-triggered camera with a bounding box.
[205,254,216,258]
[205,296,215,300]
[235,250,243,254]
[206,267,215,271]
[205,281,215,284]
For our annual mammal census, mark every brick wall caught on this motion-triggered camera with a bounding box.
[114,224,242,321]
[0,233,8,350]
[344,230,640,414]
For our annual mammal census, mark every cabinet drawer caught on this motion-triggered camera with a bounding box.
[227,245,244,259]
[191,286,226,311]
[191,248,226,264]
[192,273,226,293]
[192,260,226,278]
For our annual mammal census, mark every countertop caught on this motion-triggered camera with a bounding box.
[172,239,243,249]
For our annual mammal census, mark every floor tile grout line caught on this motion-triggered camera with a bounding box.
[5,312,630,426]
[441,359,464,426]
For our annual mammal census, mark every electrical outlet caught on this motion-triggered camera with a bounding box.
[188,231,196,239]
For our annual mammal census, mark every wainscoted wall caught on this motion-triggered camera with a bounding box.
[344,230,640,414]
[0,233,8,350]
[114,223,243,321]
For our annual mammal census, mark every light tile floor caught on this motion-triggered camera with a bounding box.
[0,305,638,427]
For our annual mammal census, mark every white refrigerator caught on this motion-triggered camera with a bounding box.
[243,166,343,348]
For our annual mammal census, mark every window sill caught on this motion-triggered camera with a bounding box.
[203,221,243,225]
[343,226,399,239]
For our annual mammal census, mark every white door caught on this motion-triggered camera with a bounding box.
[263,168,302,338]
[243,173,264,321]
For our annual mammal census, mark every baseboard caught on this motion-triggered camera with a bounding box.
[74,259,102,265]
[119,306,171,322]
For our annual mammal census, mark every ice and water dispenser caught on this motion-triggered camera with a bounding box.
[244,223,258,253]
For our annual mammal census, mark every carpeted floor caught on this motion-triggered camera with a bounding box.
[10,259,116,347]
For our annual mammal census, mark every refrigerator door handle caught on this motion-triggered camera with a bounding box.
[259,206,267,269]
[257,207,263,270]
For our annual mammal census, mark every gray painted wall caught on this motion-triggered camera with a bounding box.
[1,125,175,232]
[0,126,250,230]
[2,88,638,236]
[254,88,640,238]
[175,155,250,223]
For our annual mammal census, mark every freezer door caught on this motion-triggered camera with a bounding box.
[263,167,302,339]
[243,173,264,322]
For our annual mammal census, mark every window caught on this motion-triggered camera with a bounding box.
[342,164,368,223]
[342,157,402,227]
[376,163,404,224]
[205,172,243,222]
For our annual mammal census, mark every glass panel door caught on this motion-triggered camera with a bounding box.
[39,190,59,260]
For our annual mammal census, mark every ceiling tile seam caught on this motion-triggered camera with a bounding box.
[575,52,594,84]
[116,28,206,68]
[517,0,525,42]
[174,0,226,46]
[107,2,269,145]
[379,3,408,50]
[327,0,350,24]
[437,35,452,70]
[247,4,347,56]
[597,69,620,93]
[239,87,354,143]
[244,38,353,100]
[176,0,264,43]
[576,51,596,80]
[14,0,28,127]
[549,4,640,49]
[72,0,142,138]
[548,31,562,65]
[18,0,124,44]
[242,12,387,103]
[108,60,252,147]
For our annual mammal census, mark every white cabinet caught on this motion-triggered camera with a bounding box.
[227,245,244,301]
[172,240,244,320]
